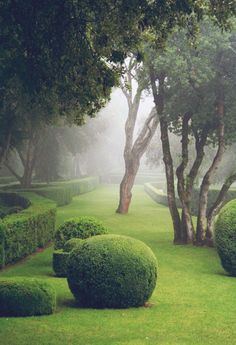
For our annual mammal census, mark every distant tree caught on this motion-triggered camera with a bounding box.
[116,57,159,214]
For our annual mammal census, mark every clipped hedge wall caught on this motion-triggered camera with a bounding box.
[14,176,100,206]
[0,192,56,268]
[215,200,236,276]
[67,234,158,308]
[144,183,236,216]
[0,278,56,316]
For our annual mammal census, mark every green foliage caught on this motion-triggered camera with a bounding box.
[0,278,56,316]
[0,192,56,268]
[34,186,73,207]
[64,238,83,253]
[5,176,100,206]
[55,216,108,250]
[52,250,70,278]
[215,200,236,276]
[67,234,158,308]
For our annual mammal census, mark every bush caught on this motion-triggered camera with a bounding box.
[214,200,236,276]
[0,278,56,316]
[0,192,56,268]
[53,250,70,277]
[64,238,83,252]
[67,234,158,308]
[2,176,99,206]
[55,217,108,250]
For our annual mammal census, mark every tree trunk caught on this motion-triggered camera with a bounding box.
[149,66,182,244]
[116,159,139,214]
[116,58,159,214]
[196,84,225,245]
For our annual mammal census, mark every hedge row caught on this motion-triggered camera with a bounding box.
[0,192,56,268]
[101,173,165,185]
[5,176,100,206]
[144,183,236,216]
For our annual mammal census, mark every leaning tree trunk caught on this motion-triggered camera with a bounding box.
[196,85,225,245]
[149,66,183,244]
[116,57,159,214]
[116,157,140,214]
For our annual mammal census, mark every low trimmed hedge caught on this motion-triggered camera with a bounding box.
[4,176,100,206]
[215,200,236,276]
[55,217,108,250]
[0,192,56,268]
[144,183,236,216]
[67,234,158,308]
[0,278,56,316]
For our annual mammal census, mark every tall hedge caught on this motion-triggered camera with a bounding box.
[0,192,56,268]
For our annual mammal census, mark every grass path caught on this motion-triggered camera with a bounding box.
[0,185,236,345]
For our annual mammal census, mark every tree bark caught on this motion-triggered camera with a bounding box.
[116,59,159,214]
[176,112,195,243]
[149,65,182,244]
[196,85,225,245]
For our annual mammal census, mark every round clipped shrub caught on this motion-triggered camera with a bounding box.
[64,238,83,252]
[53,250,70,277]
[54,217,108,249]
[67,234,158,308]
[0,278,56,316]
[215,200,236,276]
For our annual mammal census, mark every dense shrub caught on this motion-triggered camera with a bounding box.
[0,192,56,268]
[55,217,108,250]
[0,278,56,316]
[64,238,83,252]
[53,250,70,277]
[0,192,31,209]
[67,234,158,308]
[214,200,236,276]
[34,186,73,206]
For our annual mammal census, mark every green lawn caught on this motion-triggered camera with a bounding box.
[0,185,236,345]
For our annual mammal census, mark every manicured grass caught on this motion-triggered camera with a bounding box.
[0,185,236,345]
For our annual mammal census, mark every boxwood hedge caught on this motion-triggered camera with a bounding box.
[144,183,236,216]
[67,234,158,308]
[3,176,99,206]
[0,278,56,316]
[55,216,108,250]
[0,192,56,268]
[215,199,236,276]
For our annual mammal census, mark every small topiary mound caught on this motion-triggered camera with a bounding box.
[64,238,83,253]
[53,250,70,277]
[54,217,108,249]
[67,234,158,308]
[215,200,236,276]
[0,278,56,316]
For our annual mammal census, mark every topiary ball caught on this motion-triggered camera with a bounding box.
[0,278,56,316]
[55,217,108,250]
[64,238,83,253]
[215,200,236,276]
[67,234,158,308]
